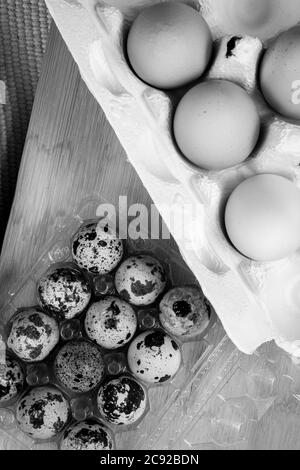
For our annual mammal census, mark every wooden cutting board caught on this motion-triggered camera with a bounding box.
[0,23,299,450]
[0,23,184,450]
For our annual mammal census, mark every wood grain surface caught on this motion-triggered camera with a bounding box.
[1,23,300,450]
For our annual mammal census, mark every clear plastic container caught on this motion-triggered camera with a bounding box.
[0,197,227,450]
[145,340,300,450]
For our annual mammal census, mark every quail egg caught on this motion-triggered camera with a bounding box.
[85,297,137,349]
[0,356,24,404]
[7,309,59,362]
[127,330,181,384]
[60,420,114,450]
[115,255,166,306]
[38,266,91,320]
[97,376,147,425]
[54,340,105,393]
[159,286,211,338]
[72,221,123,275]
[16,386,70,439]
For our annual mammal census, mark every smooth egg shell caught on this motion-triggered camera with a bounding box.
[174,80,260,170]
[260,26,300,121]
[225,174,300,262]
[127,2,212,89]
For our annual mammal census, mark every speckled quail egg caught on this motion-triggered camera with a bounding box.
[54,340,105,393]
[16,386,70,440]
[60,420,114,450]
[7,309,60,362]
[38,266,91,320]
[159,286,211,338]
[115,255,166,306]
[0,356,24,404]
[127,330,181,384]
[97,376,147,426]
[72,221,123,275]
[85,297,137,349]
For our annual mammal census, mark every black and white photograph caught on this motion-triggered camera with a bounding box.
[1,0,300,455]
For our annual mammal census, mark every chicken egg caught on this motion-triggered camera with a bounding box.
[173,80,260,170]
[225,174,300,262]
[127,2,212,89]
[260,26,300,121]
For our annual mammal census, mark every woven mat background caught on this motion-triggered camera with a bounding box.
[0,0,51,245]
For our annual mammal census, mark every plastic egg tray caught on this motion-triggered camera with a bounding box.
[0,196,227,450]
[152,340,300,450]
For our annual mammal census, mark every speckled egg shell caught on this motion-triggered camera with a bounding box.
[72,221,123,275]
[38,266,91,320]
[0,356,24,404]
[54,340,105,393]
[159,286,211,338]
[85,297,137,349]
[7,309,60,362]
[97,376,147,426]
[115,255,166,306]
[60,420,114,450]
[16,386,70,440]
[127,330,181,384]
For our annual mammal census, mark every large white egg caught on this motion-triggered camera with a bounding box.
[173,80,260,170]
[260,26,300,121]
[225,174,300,262]
[127,2,212,89]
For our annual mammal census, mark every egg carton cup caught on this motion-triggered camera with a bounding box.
[0,195,228,450]
[44,0,300,359]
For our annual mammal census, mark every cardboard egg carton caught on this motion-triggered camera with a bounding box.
[46,0,300,357]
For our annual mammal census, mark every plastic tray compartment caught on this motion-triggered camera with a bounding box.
[0,196,229,450]
[155,340,300,450]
